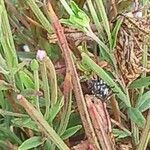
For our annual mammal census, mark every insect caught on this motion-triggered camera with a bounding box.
[88,78,112,102]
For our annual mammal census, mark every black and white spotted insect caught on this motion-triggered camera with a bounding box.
[88,78,112,102]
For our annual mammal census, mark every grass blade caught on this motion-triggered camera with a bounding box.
[19,136,45,150]
[95,0,112,49]
[25,0,52,33]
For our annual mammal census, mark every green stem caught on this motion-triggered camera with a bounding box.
[40,61,50,120]
[34,70,40,112]
[137,110,150,150]
[0,109,28,117]
[131,122,139,145]
[136,36,148,149]
[45,57,58,107]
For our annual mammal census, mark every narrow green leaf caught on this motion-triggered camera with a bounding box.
[113,129,131,139]
[61,125,82,140]
[57,92,72,136]
[40,58,50,119]
[19,136,44,150]
[0,66,9,75]
[59,0,73,15]
[19,70,34,89]
[46,56,58,106]
[12,61,29,75]
[0,5,3,39]
[0,54,9,75]
[0,109,28,117]
[70,0,81,14]
[0,0,18,68]
[129,77,150,88]
[0,54,8,73]
[61,1,90,32]
[95,0,112,48]
[112,18,123,49]
[127,107,146,128]
[87,0,104,40]
[0,126,22,144]
[136,91,150,112]
[25,0,52,33]
[47,97,64,123]
[12,118,39,132]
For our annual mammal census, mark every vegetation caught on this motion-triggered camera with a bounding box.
[0,0,149,150]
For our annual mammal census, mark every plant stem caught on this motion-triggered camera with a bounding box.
[136,35,149,149]
[40,60,50,120]
[137,110,150,150]
[34,70,40,112]
[133,36,148,145]
[45,57,58,107]
[0,109,28,117]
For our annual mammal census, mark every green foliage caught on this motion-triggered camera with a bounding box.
[94,0,112,48]
[18,136,45,150]
[30,59,39,71]
[61,125,82,140]
[127,107,146,128]
[61,1,90,32]
[136,91,150,112]
[0,0,18,70]
[113,128,131,139]
[47,97,64,124]
[112,18,123,49]
[61,1,118,69]
[0,54,9,75]
[12,117,39,131]
[0,126,22,144]
[19,70,34,89]
[0,0,149,149]
[129,77,150,88]
[0,5,3,39]
[25,0,52,33]
[0,0,78,148]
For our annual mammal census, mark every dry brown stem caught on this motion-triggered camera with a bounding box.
[46,1,100,149]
